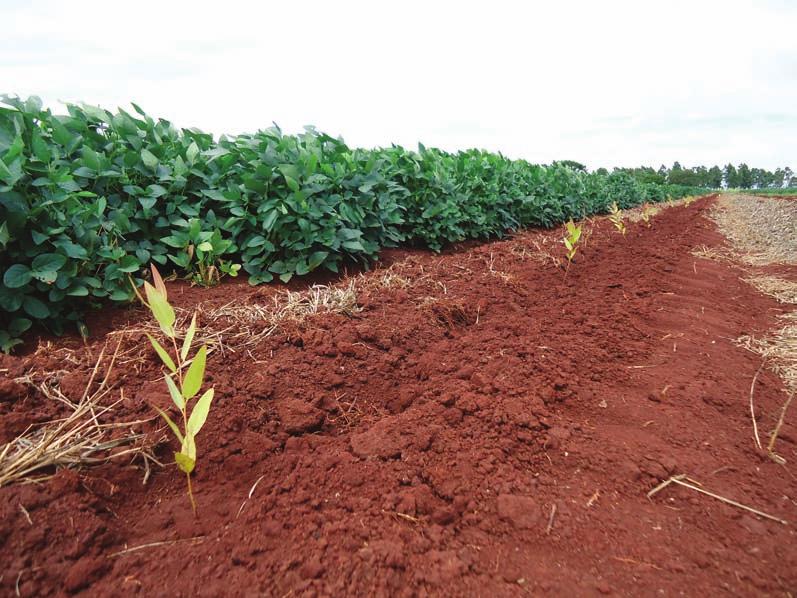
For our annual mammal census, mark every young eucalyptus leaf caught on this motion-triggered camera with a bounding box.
[147,333,177,372]
[181,344,207,399]
[180,313,197,361]
[144,281,175,337]
[187,388,214,436]
[154,405,183,443]
[164,374,185,410]
[174,451,195,474]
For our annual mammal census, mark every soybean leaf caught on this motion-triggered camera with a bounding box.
[343,240,364,252]
[4,264,32,288]
[55,240,88,259]
[141,149,159,170]
[66,285,88,296]
[31,253,67,274]
[32,270,57,284]
[0,160,14,184]
[31,131,50,162]
[117,255,140,272]
[81,146,101,171]
[30,230,48,245]
[8,318,31,336]
[186,142,199,165]
[23,296,49,318]
[308,251,328,270]
[262,210,278,232]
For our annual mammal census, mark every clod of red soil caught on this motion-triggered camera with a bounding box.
[277,399,325,435]
[2,194,797,596]
[0,378,26,402]
[496,494,541,529]
[351,419,403,459]
[350,415,435,459]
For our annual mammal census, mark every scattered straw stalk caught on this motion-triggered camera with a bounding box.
[108,281,362,365]
[737,314,797,463]
[738,314,797,396]
[648,474,788,525]
[743,276,797,304]
[1,340,153,487]
[208,281,360,333]
[277,281,360,321]
[358,265,411,291]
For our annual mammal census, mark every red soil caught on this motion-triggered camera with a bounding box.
[2,195,796,596]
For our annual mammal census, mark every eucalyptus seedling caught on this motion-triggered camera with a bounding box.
[608,202,627,236]
[138,265,214,514]
[562,219,582,275]
[640,206,651,227]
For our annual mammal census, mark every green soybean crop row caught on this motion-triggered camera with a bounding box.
[0,95,706,350]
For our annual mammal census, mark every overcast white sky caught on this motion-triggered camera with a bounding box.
[2,0,795,170]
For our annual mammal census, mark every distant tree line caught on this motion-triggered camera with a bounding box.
[564,162,794,189]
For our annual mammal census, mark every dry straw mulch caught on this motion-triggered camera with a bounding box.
[743,276,797,305]
[705,195,797,390]
[710,194,797,266]
[1,341,157,487]
[708,194,797,462]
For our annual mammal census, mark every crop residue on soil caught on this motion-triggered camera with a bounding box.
[2,194,797,596]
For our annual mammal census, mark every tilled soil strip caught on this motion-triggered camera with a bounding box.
[1,194,796,596]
